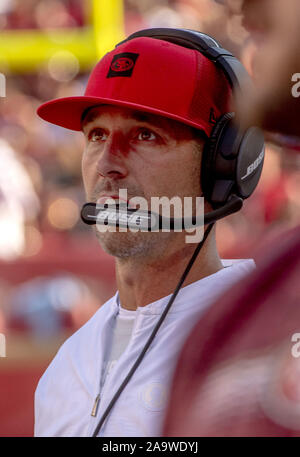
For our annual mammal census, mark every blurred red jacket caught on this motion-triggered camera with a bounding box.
[163,224,300,436]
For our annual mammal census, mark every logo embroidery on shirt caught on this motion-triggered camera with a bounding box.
[139,381,168,411]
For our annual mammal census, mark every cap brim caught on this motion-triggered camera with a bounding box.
[37,96,210,135]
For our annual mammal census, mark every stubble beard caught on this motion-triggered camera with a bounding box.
[94,226,174,260]
[89,183,176,260]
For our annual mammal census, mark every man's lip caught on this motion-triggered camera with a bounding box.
[96,195,138,208]
[97,195,128,203]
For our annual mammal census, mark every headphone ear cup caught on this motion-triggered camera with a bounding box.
[201,113,265,208]
[235,126,265,199]
[201,113,235,207]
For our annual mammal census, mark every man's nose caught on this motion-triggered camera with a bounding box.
[96,131,129,179]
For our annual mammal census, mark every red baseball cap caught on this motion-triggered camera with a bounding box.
[37,36,231,136]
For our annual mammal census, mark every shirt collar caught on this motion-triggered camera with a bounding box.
[112,259,255,316]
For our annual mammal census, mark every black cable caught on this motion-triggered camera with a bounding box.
[92,222,215,436]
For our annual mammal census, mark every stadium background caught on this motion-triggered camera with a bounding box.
[0,0,299,436]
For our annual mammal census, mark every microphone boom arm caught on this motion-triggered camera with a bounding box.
[80,195,243,230]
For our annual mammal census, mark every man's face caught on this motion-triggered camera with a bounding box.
[81,105,204,259]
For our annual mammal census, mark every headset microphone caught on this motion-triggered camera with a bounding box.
[80,195,243,230]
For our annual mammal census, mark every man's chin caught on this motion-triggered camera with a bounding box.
[94,229,151,259]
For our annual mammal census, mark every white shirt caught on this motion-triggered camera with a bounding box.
[34,259,255,437]
[101,305,136,389]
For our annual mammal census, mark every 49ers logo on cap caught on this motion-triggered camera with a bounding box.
[111,57,134,72]
[107,52,139,78]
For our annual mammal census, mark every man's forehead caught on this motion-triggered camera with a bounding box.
[81,105,190,132]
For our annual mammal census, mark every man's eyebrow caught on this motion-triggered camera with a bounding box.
[81,108,100,129]
[131,111,154,123]
[130,111,172,130]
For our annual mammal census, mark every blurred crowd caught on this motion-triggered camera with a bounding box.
[0,0,85,29]
[0,0,299,341]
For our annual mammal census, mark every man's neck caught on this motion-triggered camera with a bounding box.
[115,234,223,311]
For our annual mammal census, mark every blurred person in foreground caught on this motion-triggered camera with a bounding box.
[163,0,300,436]
[33,27,264,436]
[217,0,300,136]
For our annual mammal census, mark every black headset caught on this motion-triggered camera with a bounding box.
[117,28,265,209]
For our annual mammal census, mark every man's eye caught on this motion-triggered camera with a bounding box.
[137,129,156,141]
[88,128,107,142]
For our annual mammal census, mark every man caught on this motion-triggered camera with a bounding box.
[163,1,300,437]
[34,31,256,437]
